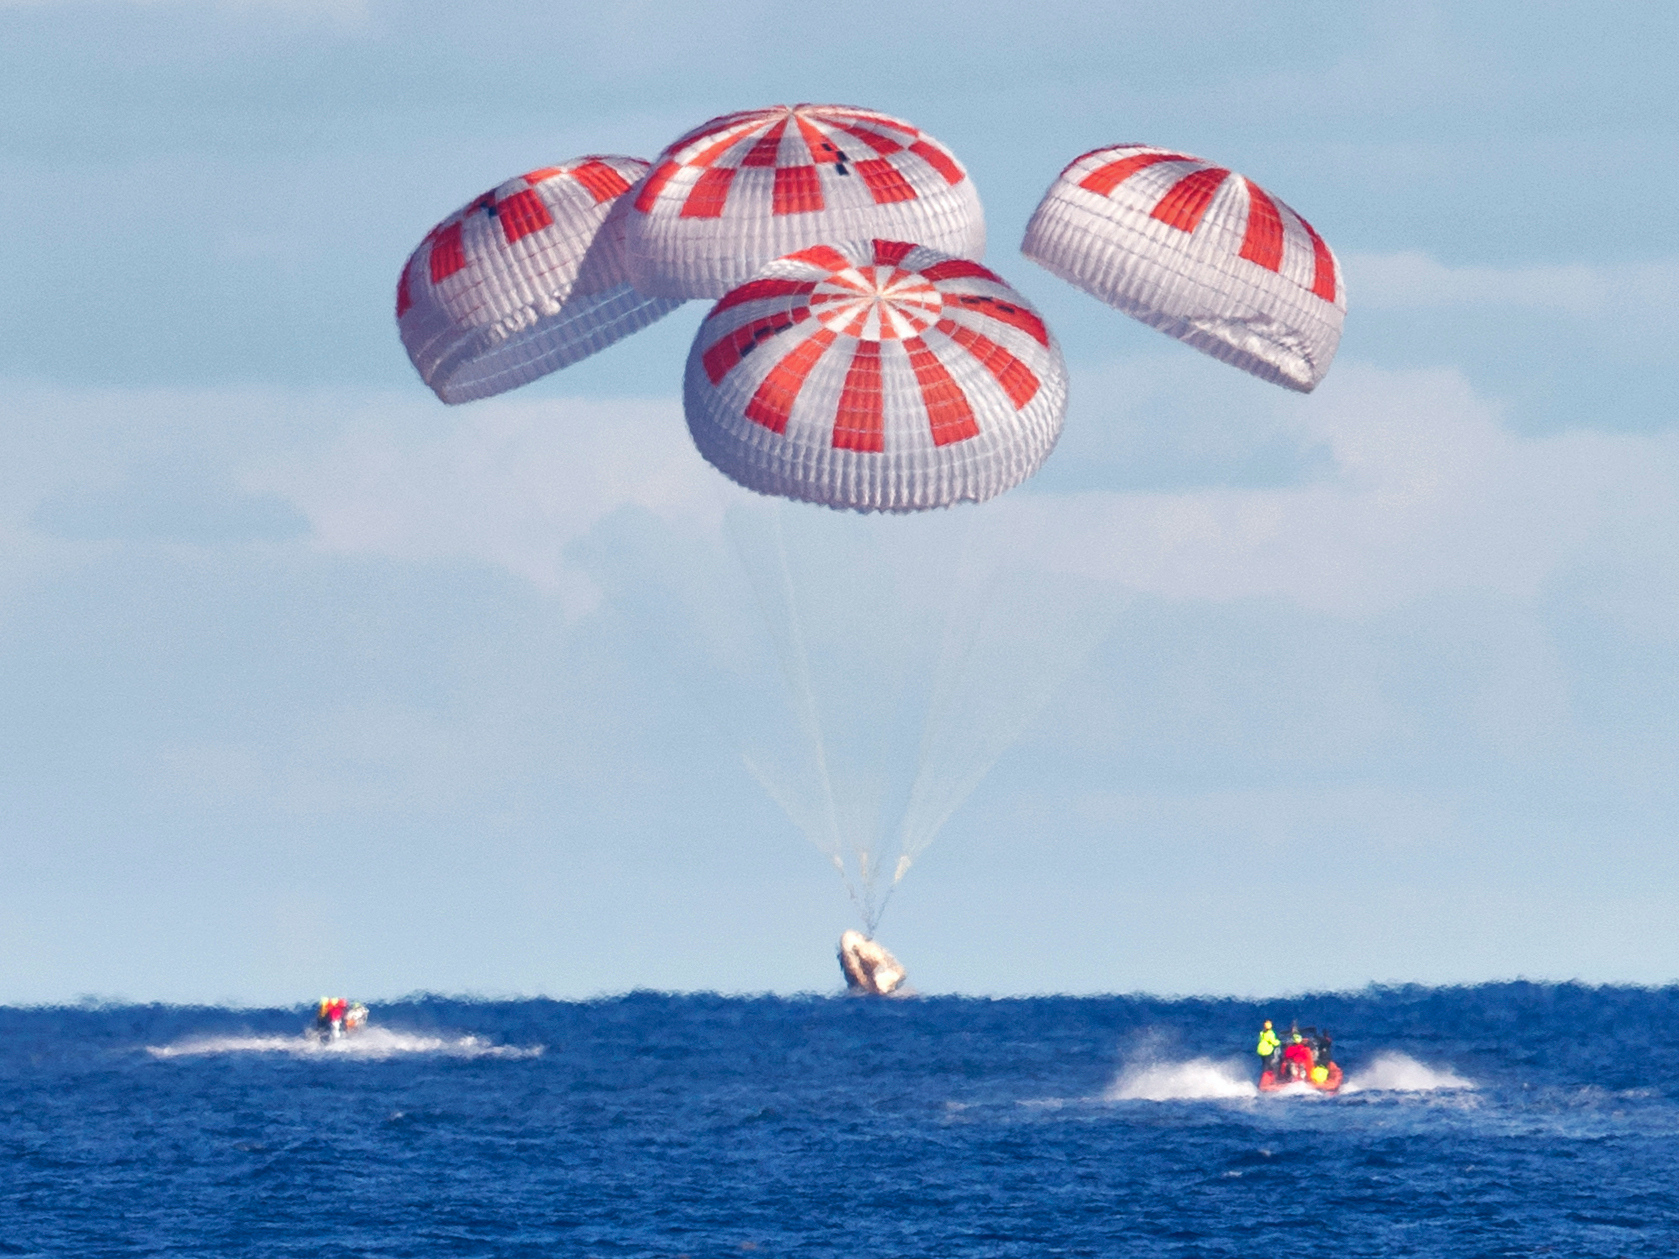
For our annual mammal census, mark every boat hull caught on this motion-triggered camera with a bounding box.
[1259,1061,1343,1093]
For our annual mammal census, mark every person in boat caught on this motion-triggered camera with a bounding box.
[315,996,351,1039]
[1280,1025,1316,1081]
[1308,1029,1334,1085]
[1259,1022,1342,1091]
[1256,1020,1281,1073]
[1311,1028,1333,1067]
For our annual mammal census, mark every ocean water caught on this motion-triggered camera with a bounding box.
[4,983,1677,1256]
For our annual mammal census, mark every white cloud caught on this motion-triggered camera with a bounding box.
[0,381,722,618]
[248,364,1679,625]
[1038,363,1679,616]
[1345,251,1679,334]
[249,393,725,618]
[10,364,1678,629]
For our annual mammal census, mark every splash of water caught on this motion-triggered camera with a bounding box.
[1106,1051,1475,1101]
[1343,1052,1474,1092]
[145,1027,543,1060]
[1106,1057,1258,1101]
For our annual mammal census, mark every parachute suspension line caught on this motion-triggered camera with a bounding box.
[743,747,874,925]
[860,508,995,934]
[913,562,1020,860]
[911,511,1126,869]
[768,507,849,893]
[857,851,882,937]
[846,513,980,940]
[894,507,1006,871]
[726,504,857,912]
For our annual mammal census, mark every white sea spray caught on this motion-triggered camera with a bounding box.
[1343,1052,1474,1093]
[146,1027,542,1060]
[1105,1057,1258,1101]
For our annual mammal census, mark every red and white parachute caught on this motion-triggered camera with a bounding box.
[684,239,1066,512]
[1022,145,1345,391]
[397,156,682,404]
[626,105,986,301]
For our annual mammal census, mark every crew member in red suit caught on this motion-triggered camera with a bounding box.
[1281,1027,1315,1081]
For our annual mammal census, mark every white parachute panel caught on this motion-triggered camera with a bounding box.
[398,156,683,404]
[684,239,1066,513]
[626,105,985,300]
[1022,144,1345,391]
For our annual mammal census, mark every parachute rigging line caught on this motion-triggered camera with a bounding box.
[725,504,876,925]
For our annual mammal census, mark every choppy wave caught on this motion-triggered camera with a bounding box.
[1105,1057,1257,1101]
[15,987,1676,1255]
[146,1027,543,1060]
[1343,1052,1473,1092]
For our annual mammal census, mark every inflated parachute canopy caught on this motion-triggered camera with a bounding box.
[397,156,683,404]
[1022,145,1346,392]
[684,239,1066,513]
[626,105,986,300]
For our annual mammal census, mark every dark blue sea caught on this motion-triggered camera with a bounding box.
[4,984,1677,1256]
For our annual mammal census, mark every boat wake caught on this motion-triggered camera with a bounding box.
[1105,1057,1257,1101]
[1342,1052,1473,1093]
[1105,1051,1473,1101]
[146,1027,543,1060]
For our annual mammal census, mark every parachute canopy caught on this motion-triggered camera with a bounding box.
[1022,144,1345,392]
[397,156,682,404]
[683,239,1067,512]
[626,105,986,300]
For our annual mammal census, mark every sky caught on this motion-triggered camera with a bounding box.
[2,0,1677,1003]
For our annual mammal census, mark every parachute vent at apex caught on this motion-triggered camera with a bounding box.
[1022,144,1346,391]
[625,105,986,300]
[397,156,683,404]
[683,239,1067,512]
